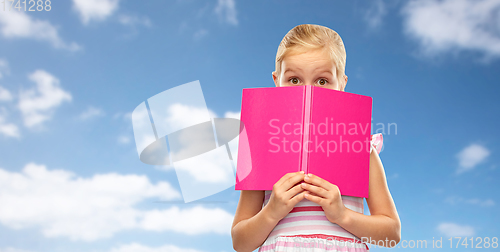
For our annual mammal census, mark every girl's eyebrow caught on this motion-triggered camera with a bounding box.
[312,65,334,74]
[284,69,333,76]
[283,66,302,73]
[316,70,334,75]
[284,66,334,75]
[283,68,301,74]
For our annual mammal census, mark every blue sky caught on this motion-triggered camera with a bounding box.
[0,0,499,251]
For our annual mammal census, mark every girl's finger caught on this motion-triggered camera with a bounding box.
[301,182,328,198]
[275,171,299,189]
[273,172,304,191]
[304,173,337,191]
[304,191,324,205]
[281,172,306,191]
[291,190,307,205]
[303,173,324,187]
[285,182,306,199]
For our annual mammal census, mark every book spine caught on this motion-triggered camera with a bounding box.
[301,85,312,174]
[298,87,304,173]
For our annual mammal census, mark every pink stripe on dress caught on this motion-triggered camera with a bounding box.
[268,225,357,239]
[277,214,328,224]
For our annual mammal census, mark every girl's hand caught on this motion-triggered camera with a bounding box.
[301,173,347,225]
[265,171,307,222]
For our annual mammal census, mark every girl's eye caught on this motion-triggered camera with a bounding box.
[317,79,328,85]
[290,78,299,85]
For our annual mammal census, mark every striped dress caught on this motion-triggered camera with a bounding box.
[257,133,383,252]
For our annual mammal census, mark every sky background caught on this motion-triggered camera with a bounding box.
[0,0,499,251]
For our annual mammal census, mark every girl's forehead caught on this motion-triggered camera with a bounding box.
[282,51,336,71]
[286,47,331,58]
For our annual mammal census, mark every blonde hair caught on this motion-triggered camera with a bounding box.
[274,24,347,84]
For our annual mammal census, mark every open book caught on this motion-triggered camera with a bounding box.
[235,85,373,198]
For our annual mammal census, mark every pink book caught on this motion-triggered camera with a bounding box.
[235,85,373,198]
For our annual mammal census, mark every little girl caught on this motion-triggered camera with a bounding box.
[231,24,401,252]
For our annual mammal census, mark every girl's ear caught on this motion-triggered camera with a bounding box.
[272,71,279,87]
[341,75,348,91]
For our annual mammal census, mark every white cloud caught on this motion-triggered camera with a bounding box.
[0,106,20,138]
[118,14,152,28]
[445,196,495,207]
[0,58,9,79]
[155,105,233,184]
[117,135,130,144]
[133,103,240,201]
[456,144,490,174]
[140,205,233,235]
[365,0,387,29]
[113,111,132,121]
[78,106,104,120]
[215,0,238,26]
[437,222,475,237]
[0,86,12,102]
[116,112,132,145]
[0,11,80,51]
[0,163,179,241]
[0,248,34,252]
[402,0,500,60]
[110,243,205,252]
[18,70,72,128]
[171,144,234,183]
[387,173,399,180]
[193,29,209,40]
[123,111,132,120]
[465,198,495,206]
[0,163,234,241]
[162,103,217,132]
[0,62,19,138]
[72,0,120,25]
[224,110,240,119]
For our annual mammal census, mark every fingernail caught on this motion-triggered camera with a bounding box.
[307,173,312,177]
[300,171,304,174]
